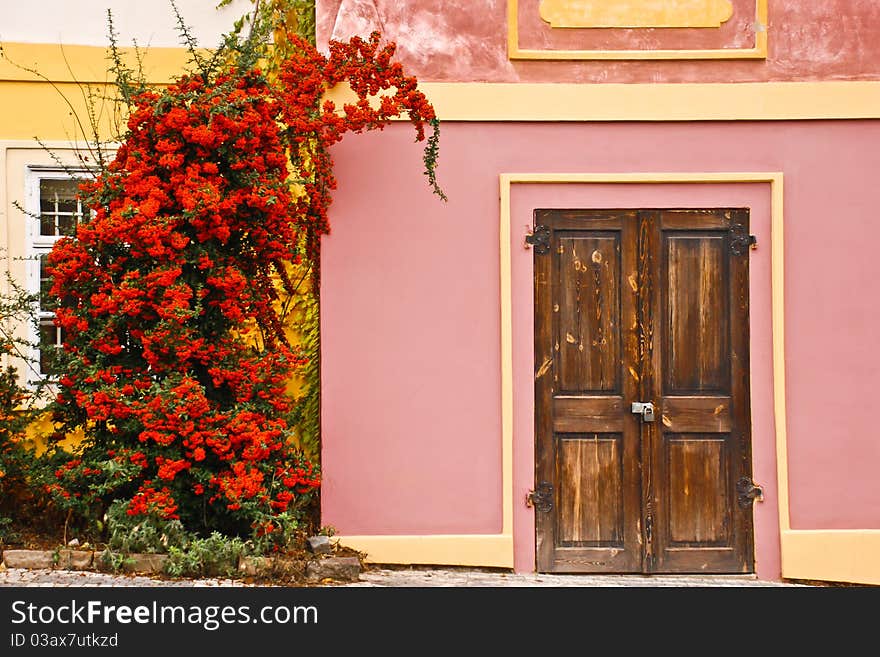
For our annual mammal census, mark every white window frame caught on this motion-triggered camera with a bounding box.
[25,165,91,380]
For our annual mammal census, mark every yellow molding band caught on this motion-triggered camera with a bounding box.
[508,0,767,60]
[771,175,790,539]
[781,531,880,585]
[336,535,514,568]
[499,172,781,184]
[5,41,880,123]
[415,82,880,121]
[0,42,196,84]
[500,174,515,546]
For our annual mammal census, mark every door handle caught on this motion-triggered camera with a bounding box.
[631,401,655,422]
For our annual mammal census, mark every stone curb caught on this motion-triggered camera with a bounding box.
[1,549,167,574]
[1,548,360,582]
[2,549,55,570]
[55,549,94,570]
[238,555,361,582]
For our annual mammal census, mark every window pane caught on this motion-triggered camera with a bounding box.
[58,214,76,236]
[40,178,78,202]
[35,176,82,377]
[39,178,82,237]
[40,214,55,236]
[39,254,56,310]
[56,199,77,214]
[39,320,59,375]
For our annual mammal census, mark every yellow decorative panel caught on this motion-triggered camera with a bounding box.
[508,0,768,60]
[539,0,734,29]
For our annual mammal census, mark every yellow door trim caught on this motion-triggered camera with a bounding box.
[499,172,787,575]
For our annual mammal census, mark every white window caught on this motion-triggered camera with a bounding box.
[26,168,89,378]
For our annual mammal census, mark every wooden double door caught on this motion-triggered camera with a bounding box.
[533,209,756,573]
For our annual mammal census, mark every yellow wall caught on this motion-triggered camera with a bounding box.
[1,145,91,453]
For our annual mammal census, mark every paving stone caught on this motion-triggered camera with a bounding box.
[54,550,94,570]
[305,556,361,582]
[2,549,54,569]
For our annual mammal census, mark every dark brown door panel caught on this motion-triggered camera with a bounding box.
[534,208,754,574]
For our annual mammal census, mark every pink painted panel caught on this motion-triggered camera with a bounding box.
[321,121,880,575]
[320,126,503,535]
[317,0,880,83]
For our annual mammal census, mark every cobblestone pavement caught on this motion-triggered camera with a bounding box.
[0,567,247,587]
[0,566,810,587]
[351,567,808,587]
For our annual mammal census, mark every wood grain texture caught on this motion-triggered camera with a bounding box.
[553,397,624,433]
[534,208,753,574]
[533,209,556,572]
[534,210,641,573]
[639,210,659,571]
[665,435,730,545]
[665,234,729,393]
[557,235,620,393]
[556,434,623,546]
[651,209,754,573]
[661,396,732,432]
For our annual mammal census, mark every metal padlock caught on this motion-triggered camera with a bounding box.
[631,401,655,423]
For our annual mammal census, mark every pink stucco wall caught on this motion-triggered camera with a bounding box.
[319,130,503,535]
[321,120,880,577]
[317,0,880,83]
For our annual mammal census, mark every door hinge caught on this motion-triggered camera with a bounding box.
[526,481,554,512]
[730,223,757,255]
[736,477,764,508]
[525,225,551,255]
[644,514,653,547]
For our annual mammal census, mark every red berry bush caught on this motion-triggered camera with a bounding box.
[44,29,442,547]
